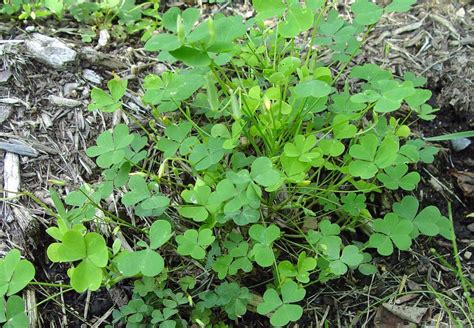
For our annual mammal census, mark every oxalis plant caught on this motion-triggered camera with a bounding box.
[3,0,458,326]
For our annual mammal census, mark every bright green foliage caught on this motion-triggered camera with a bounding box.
[176,229,215,260]
[351,0,383,25]
[16,1,454,326]
[0,250,35,297]
[328,245,365,275]
[122,175,170,216]
[156,122,193,158]
[212,233,252,279]
[341,193,366,216]
[116,220,172,278]
[249,224,280,267]
[392,196,452,239]
[199,282,252,320]
[251,157,281,187]
[278,251,317,283]
[257,281,306,326]
[47,231,108,292]
[377,164,421,190]
[85,124,135,168]
[308,220,342,260]
[386,0,417,13]
[0,296,29,328]
[348,134,399,178]
[89,77,127,112]
[368,213,414,256]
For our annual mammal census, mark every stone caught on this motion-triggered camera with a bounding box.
[451,137,471,151]
[63,82,80,96]
[24,33,76,69]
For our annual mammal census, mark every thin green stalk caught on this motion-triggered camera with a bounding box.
[448,202,474,313]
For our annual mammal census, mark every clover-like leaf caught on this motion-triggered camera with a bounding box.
[117,249,165,278]
[176,229,215,260]
[341,193,366,216]
[377,164,420,190]
[392,196,452,239]
[351,0,383,26]
[86,124,135,168]
[47,231,108,292]
[257,281,305,327]
[349,134,399,179]
[1,295,29,328]
[249,224,280,267]
[0,250,35,297]
[189,138,226,171]
[293,80,332,98]
[88,77,127,113]
[385,0,416,13]
[251,157,281,187]
[149,220,173,249]
[368,213,414,256]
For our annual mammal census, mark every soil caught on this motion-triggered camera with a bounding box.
[0,1,472,327]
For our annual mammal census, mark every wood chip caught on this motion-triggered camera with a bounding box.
[0,140,38,157]
[3,152,20,199]
[382,303,428,324]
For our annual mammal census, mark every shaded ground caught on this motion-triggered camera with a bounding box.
[0,1,472,326]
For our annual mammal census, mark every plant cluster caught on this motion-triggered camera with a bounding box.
[2,0,461,326]
[1,0,162,42]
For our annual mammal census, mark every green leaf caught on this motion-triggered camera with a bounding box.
[252,0,285,19]
[176,229,215,260]
[351,0,383,25]
[3,295,29,328]
[189,138,225,171]
[70,258,103,292]
[47,230,86,263]
[385,0,416,13]
[0,250,35,297]
[122,175,150,206]
[144,34,181,52]
[369,213,414,255]
[257,289,282,315]
[86,124,134,168]
[149,220,173,249]
[424,130,474,142]
[108,78,128,102]
[257,281,305,327]
[376,164,420,190]
[293,80,332,98]
[169,47,211,67]
[279,5,314,38]
[392,196,452,239]
[85,233,108,268]
[251,157,281,187]
[117,249,165,277]
[340,245,364,267]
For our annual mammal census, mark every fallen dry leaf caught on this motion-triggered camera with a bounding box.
[451,170,474,197]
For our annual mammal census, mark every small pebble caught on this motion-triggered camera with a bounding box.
[464,251,472,260]
[451,137,471,151]
[63,82,80,96]
[98,29,110,48]
[24,33,76,69]
[83,69,102,84]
